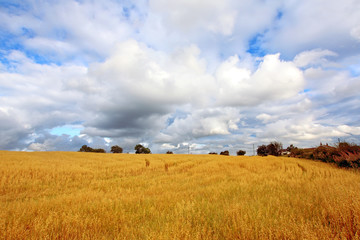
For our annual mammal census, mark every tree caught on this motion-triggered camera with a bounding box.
[135,144,151,154]
[92,148,106,153]
[111,145,123,153]
[257,145,267,156]
[286,144,296,152]
[237,150,246,156]
[79,145,105,153]
[166,151,173,154]
[220,150,230,156]
[79,145,92,152]
[266,141,283,156]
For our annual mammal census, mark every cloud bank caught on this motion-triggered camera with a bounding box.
[1,0,360,154]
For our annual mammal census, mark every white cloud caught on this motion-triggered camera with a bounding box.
[351,26,360,41]
[256,113,274,123]
[1,0,360,152]
[258,116,348,143]
[265,0,360,58]
[149,0,237,36]
[216,54,304,106]
[294,49,338,68]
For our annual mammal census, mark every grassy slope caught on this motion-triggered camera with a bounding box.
[1,151,360,239]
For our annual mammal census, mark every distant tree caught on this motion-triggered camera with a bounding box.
[286,144,296,152]
[135,144,151,154]
[209,152,218,155]
[79,145,92,152]
[257,145,267,156]
[266,141,283,156]
[220,150,230,156]
[166,151,173,154]
[111,145,123,153]
[92,148,106,153]
[79,145,105,153]
[237,150,246,156]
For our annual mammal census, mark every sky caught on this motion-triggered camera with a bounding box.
[1,0,360,154]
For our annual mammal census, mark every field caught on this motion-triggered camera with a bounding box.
[1,151,360,239]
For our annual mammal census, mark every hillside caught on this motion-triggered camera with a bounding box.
[1,151,360,239]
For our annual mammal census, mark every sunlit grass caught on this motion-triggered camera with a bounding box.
[1,151,360,239]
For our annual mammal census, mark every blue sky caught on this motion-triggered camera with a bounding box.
[1,0,360,154]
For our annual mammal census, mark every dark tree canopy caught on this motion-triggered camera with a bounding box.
[79,145,105,153]
[220,150,230,156]
[135,144,151,154]
[237,150,246,156]
[111,145,123,153]
[79,145,92,152]
[267,141,283,156]
[257,141,283,156]
[257,145,268,156]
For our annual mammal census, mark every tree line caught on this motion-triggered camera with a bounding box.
[78,144,151,154]
[78,141,360,168]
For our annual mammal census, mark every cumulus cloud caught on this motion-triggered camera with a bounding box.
[1,0,360,152]
[264,0,360,58]
[216,54,304,106]
[79,40,216,139]
[0,0,134,63]
[0,50,87,149]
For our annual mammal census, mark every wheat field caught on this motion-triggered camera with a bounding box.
[1,151,360,239]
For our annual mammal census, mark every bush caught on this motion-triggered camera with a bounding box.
[111,145,123,153]
[220,150,230,156]
[313,145,340,163]
[337,142,360,154]
[333,142,360,168]
[290,147,305,158]
[236,150,246,156]
[166,151,173,154]
[209,152,218,155]
[286,141,360,168]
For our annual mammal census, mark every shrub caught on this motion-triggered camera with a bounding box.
[166,151,173,154]
[236,150,246,156]
[290,147,305,158]
[337,142,360,154]
[313,145,340,163]
[333,142,360,168]
[209,152,218,155]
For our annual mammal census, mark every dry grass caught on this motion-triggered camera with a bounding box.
[1,151,360,239]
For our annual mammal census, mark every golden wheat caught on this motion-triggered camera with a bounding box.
[1,151,360,239]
